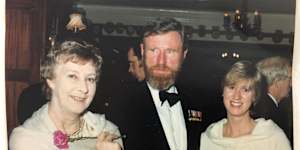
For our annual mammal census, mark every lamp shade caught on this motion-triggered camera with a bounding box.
[66,13,86,32]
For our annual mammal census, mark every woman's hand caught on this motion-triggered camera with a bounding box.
[96,132,122,150]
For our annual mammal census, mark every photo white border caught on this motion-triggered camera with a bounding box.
[0,0,7,150]
[293,1,300,149]
[0,1,299,150]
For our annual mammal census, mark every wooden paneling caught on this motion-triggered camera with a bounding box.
[5,69,30,82]
[6,8,32,69]
[6,82,28,134]
[5,0,47,134]
[5,82,15,133]
[6,0,35,9]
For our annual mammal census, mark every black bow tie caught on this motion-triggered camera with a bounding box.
[159,91,180,106]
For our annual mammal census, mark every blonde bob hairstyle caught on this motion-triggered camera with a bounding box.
[222,61,264,106]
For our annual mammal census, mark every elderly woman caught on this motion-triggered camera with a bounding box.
[200,61,291,150]
[9,40,123,150]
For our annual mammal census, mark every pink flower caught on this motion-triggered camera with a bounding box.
[53,130,69,149]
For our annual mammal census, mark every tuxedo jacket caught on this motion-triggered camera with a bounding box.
[106,81,205,150]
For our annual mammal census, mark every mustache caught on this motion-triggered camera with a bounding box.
[150,65,171,70]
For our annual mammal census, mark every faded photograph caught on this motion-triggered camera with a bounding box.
[5,0,295,150]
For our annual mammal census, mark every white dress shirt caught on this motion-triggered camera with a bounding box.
[147,83,187,150]
[268,93,279,107]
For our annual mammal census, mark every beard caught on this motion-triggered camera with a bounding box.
[144,64,180,90]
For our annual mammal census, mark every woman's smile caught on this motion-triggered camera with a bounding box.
[230,100,243,107]
[70,95,88,102]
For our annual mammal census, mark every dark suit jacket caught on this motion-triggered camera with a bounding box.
[253,94,278,121]
[277,97,293,145]
[106,81,205,150]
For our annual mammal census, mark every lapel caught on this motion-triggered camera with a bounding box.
[178,89,190,128]
[137,82,170,150]
[266,95,280,123]
[177,85,203,150]
[266,95,278,110]
[175,85,191,126]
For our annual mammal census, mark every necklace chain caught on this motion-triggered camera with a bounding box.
[68,118,85,138]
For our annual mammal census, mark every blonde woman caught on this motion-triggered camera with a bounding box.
[200,61,291,150]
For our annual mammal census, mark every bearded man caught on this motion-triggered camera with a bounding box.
[107,17,205,150]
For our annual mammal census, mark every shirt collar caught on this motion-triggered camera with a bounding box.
[268,93,278,107]
[146,82,177,94]
[147,82,178,107]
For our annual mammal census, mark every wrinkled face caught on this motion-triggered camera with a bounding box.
[277,66,292,100]
[223,79,256,118]
[47,61,97,115]
[127,48,145,81]
[141,31,187,90]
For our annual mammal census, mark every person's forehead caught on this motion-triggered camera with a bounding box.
[145,31,181,39]
[128,54,138,61]
[144,31,182,41]
[143,33,184,51]
[127,48,136,55]
[229,78,254,87]
[128,52,135,58]
[55,60,96,71]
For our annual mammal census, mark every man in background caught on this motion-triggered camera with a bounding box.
[253,56,293,143]
[127,47,145,82]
